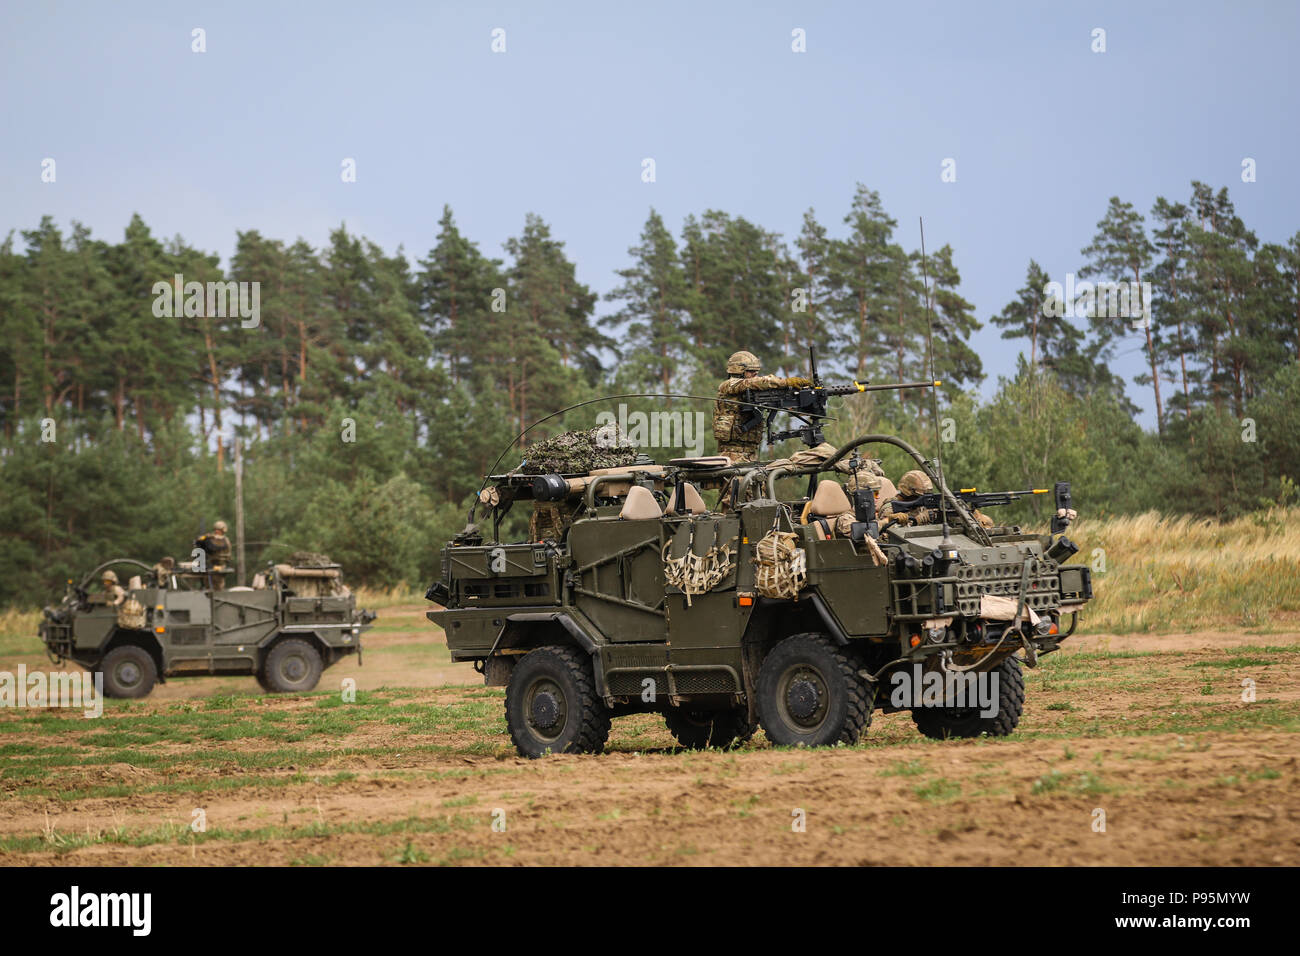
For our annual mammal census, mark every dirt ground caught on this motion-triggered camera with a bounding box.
[2,608,1298,866]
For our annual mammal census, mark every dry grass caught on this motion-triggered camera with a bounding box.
[352,585,424,610]
[1065,507,1300,633]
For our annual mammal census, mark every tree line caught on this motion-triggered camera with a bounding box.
[1,182,1297,605]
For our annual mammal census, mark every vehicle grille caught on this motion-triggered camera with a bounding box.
[953,560,1059,617]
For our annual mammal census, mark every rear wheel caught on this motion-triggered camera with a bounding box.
[757,633,872,747]
[260,638,324,693]
[99,645,158,699]
[505,645,611,758]
[664,707,756,750]
[911,655,1025,739]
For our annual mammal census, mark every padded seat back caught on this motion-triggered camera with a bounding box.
[618,485,663,520]
[666,482,707,515]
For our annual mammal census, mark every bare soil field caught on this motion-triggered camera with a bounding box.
[1,606,1297,866]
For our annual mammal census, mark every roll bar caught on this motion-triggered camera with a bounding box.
[758,435,991,543]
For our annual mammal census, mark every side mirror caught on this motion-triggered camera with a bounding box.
[1051,481,1073,535]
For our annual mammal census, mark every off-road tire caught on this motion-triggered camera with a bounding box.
[911,655,1025,739]
[505,645,611,758]
[664,707,757,750]
[260,638,324,694]
[99,644,158,699]
[757,633,873,747]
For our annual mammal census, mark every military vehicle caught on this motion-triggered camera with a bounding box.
[426,433,1093,757]
[39,555,375,698]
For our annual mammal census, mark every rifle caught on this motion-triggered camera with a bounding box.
[735,346,939,448]
[885,485,1062,525]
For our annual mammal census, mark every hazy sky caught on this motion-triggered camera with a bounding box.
[3,1,1297,427]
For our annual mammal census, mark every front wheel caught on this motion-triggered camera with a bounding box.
[505,645,611,758]
[260,638,324,693]
[911,655,1025,739]
[757,633,873,747]
[99,645,158,699]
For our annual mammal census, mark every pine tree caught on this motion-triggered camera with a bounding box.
[1080,197,1161,431]
[602,208,692,393]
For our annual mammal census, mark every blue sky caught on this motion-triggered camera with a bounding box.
[3,0,1297,427]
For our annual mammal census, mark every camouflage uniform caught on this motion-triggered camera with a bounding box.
[713,351,811,507]
[530,502,569,543]
[879,470,995,529]
[152,557,175,587]
[196,520,233,590]
[879,470,939,527]
[100,571,127,607]
[834,455,886,496]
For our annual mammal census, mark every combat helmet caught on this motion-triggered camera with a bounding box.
[726,350,761,375]
[897,470,933,497]
[101,570,119,584]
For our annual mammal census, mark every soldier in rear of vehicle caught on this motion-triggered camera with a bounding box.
[195,519,234,590]
[152,556,176,588]
[530,501,570,543]
[714,351,812,507]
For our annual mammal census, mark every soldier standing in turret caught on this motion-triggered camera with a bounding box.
[195,519,234,590]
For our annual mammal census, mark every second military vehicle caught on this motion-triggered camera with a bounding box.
[39,554,375,698]
[426,433,1093,757]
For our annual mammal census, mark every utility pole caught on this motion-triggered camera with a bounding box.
[234,437,246,586]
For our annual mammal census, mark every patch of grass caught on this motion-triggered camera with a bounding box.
[880,759,929,778]
[913,778,961,801]
[1031,770,1111,797]
[391,840,430,864]
[1190,656,1275,670]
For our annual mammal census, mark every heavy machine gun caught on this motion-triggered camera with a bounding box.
[735,347,939,448]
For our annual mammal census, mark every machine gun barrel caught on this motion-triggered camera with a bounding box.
[821,379,941,396]
[889,487,1050,515]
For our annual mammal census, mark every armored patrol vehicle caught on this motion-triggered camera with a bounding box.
[427,434,1093,757]
[39,555,375,698]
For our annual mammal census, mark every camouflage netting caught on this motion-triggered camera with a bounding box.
[288,550,337,568]
[517,425,638,475]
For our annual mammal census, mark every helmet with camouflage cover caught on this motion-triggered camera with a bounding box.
[897,470,933,497]
[214,520,228,533]
[726,350,761,375]
[101,570,118,584]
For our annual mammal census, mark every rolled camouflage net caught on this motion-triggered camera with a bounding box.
[753,530,806,600]
[117,597,146,630]
[518,425,639,475]
[288,551,336,568]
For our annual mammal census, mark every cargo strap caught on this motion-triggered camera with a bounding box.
[662,519,736,606]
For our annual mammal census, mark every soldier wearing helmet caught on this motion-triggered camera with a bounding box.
[881,469,994,529]
[195,519,234,590]
[712,351,813,462]
[713,351,815,506]
[880,470,937,527]
[100,569,127,607]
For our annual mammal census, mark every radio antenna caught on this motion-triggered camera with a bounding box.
[919,217,953,549]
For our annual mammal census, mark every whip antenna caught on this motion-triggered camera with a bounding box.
[919,217,953,549]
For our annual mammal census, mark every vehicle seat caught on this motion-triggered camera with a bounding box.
[618,485,663,520]
[876,477,897,505]
[666,482,707,515]
[800,480,853,540]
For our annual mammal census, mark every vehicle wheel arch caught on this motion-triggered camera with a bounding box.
[100,628,165,682]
